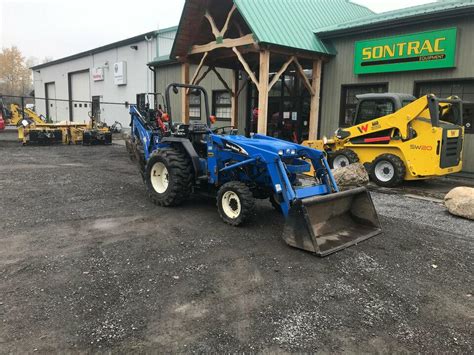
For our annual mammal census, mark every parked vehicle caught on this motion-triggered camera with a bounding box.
[304,94,465,187]
[126,83,381,257]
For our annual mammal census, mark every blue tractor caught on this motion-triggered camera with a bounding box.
[127,84,381,256]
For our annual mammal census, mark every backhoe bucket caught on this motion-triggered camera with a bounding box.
[282,187,381,257]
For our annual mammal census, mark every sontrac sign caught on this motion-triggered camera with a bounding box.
[354,28,457,74]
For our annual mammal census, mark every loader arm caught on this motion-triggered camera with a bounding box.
[129,106,155,161]
[338,95,431,142]
[9,104,46,126]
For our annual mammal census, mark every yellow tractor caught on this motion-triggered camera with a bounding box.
[303,94,464,187]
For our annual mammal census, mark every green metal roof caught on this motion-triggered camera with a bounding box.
[234,0,374,55]
[148,55,176,67]
[155,26,178,35]
[317,0,474,38]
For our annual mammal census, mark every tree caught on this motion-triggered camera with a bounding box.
[0,46,33,97]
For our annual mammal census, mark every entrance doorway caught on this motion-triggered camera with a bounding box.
[92,96,101,121]
[247,72,311,143]
[45,82,57,122]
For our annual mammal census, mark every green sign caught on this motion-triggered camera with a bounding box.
[354,28,457,74]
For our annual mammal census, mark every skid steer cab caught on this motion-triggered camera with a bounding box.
[127,83,381,257]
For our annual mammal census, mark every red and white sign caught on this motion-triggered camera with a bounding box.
[93,67,104,82]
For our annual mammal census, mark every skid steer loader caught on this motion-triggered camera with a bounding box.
[126,83,382,257]
[303,94,465,187]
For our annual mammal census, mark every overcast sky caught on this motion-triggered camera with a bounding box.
[1,0,437,63]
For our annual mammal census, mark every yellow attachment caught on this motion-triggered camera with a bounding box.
[9,104,46,126]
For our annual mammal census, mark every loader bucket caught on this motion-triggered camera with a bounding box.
[282,187,381,257]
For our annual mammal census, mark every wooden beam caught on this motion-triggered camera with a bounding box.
[204,10,220,39]
[261,46,323,61]
[232,47,259,88]
[194,66,212,86]
[187,52,208,95]
[221,5,237,38]
[268,56,294,92]
[190,52,208,85]
[293,57,315,96]
[190,34,255,55]
[231,70,239,128]
[308,59,322,140]
[181,62,190,124]
[257,50,270,135]
[211,67,233,95]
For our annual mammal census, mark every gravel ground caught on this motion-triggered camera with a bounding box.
[0,133,473,353]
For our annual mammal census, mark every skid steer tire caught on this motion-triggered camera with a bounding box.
[370,154,406,187]
[329,149,359,170]
[217,181,255,226]
[145,148,193,207]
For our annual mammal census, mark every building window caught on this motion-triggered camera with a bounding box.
[415,80,474,134]
[340,84,388,127]
[213,90,232,121]
[189,94,201,121]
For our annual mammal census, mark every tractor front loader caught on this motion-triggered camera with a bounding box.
[126,84,381,256]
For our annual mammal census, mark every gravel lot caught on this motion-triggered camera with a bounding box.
[0,132,473,353]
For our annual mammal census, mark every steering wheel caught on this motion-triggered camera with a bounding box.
[212,126,236,135]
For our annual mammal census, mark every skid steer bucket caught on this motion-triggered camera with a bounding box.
[282,187,381,257]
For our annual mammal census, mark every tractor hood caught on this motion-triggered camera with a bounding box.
[223,135,300,156]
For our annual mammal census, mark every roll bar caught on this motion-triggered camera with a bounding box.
[427,94,463,127]
[165,83,211,127]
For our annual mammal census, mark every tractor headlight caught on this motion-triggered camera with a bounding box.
[278,150,284,156]
[290,149,297,155]
[286,149,291,155]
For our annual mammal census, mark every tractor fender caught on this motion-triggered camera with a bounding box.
[160,137,201,177]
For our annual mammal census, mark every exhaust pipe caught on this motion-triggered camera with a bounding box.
[282,187,382,256]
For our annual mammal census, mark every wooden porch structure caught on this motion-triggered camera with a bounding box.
[171,0,327,140]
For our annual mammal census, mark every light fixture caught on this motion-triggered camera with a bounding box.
[130,45,138,51]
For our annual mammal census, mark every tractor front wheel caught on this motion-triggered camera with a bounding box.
[217,182,255,226]
[370,154,406,187]
[145,148,192,206]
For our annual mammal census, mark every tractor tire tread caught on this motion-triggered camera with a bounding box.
[146,148,193,207]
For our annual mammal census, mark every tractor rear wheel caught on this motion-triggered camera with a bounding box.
[217,181,255,226]
[370,154,406,187]
[145,148,193,206]
[330,149,359,169]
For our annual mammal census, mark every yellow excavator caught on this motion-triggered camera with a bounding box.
[303,94,464,187]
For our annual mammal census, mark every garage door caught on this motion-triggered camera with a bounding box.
[69,71,91,122]
[45,82,57,122]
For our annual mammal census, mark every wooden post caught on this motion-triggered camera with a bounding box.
[258,50,270,135]
[181,62,190,123]
[231,70,239,128]
[309,59,322,140]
